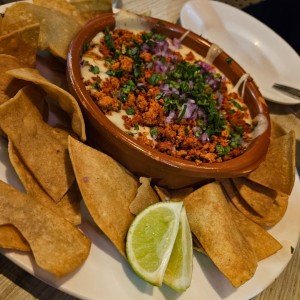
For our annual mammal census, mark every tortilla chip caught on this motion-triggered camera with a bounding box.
[1,2,82,59]
[220,179,288,227]
[0,180,91,278]
[6,67,86,141]
[0,23,40,67]
[8,139,81,225]
[245,131,296,195]
[68,135,138,257]
[129,177,159,215]
[154,185,170,201]
[0,224,30,251]
[0,54,25,106]
[0,85,75,202]
[271,119,286,138]
[232,177,275,217]
[184,181,257,287]
[69,0,113,22]
[229,203,282,261]
[33,0,87,25]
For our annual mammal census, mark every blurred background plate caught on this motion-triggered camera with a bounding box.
[180,0,300,105]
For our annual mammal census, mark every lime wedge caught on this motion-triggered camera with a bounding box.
[126,201,183,286]
[163,206,193,291]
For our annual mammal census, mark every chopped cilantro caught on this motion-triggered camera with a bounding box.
[82,42,89,53]
[231,99,246,111]
[150,127,158,139]
[121,80,136,94]
[104,26,115,51]
[226,57,233,64]
[235,126,244,135]
[89,65,100,74]
[92,81,100,89]
[121,44,127,54]
[216,145,230,157]
[184,126,189,136]
[106,69,125,78]
[177,104,187,122]
[147,74,161,85]
[155,92,164,100]
[126,107,135,115]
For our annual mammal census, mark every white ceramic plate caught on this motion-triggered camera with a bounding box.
[1,2,300,300]
[1,135,300,300]
[180,0,300,105]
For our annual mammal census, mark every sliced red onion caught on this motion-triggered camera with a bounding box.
[154,40,169,56]
[172,38,181,49]
[154,60,168,74]
[146,62,153,69]
[165,110,177,123]
[171,87,180,95]
[182,100,197,120]
[200,132,209,144]
[142,44,150,52]
[217,91,224,105]
[199,61,213,72]
[192,126,202,136]
[160,83,170,91]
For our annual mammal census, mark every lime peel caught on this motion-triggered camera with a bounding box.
[163,206,193,291]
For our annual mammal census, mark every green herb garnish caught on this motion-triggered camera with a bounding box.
[216,145,230,157]
[150,127,158,138]
[126,107,135,115]
[89,65,100,74]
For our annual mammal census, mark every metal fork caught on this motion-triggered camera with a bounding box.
[273,83,300,100]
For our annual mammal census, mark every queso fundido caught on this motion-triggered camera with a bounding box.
[80,22,263,164]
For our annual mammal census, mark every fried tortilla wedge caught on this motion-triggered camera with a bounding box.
[0,85,75,203]
[0,180,91,278]
[129,177,159,215]
[229,203,282,261]
[220,179,288,227]
[184,181,257,287]
[245,130,296,195]
[68,0,113,22]
[1,2,82,59]
[232,177,275,217]
[68,135,138,257]
[32,0,87,25]
[0,23,40,67]
[270,119,286,138]
[8,139,81,225]
[33,0,113,25]
[0,224,30,251]
[6,67,86,141]
[0,54,25,106]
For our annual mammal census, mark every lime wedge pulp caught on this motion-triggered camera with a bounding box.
[126,201,183,286]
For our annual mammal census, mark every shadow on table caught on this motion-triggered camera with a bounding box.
[0,254,79,300]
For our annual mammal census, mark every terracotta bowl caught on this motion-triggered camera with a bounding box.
[67,12,271,189]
